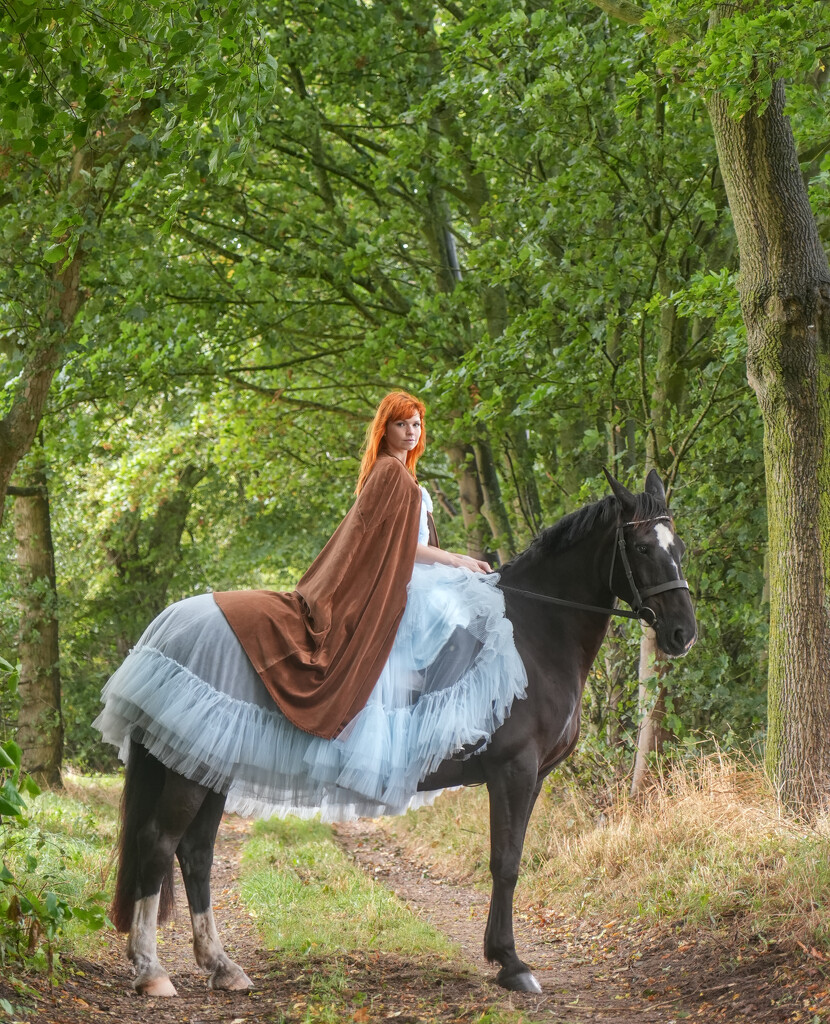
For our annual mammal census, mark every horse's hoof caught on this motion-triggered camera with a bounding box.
[135,974,178,998]
[497,969,542,994]
[210,960,254,992]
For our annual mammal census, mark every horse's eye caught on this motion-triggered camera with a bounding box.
[636,544,649,555]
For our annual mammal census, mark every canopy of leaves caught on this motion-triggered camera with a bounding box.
[7,0,826,768]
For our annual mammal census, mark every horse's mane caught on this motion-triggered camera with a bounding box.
[504,489,669,570]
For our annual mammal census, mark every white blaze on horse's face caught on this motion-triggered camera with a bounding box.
[654,521,681,578]
[654,522,675,553]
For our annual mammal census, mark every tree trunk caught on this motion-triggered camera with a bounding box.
[473,437,516,564]
[707,78,830,815]
[631,94,687,792]
[445,444,489,561]
[12,463,63,788]
[0,143,92,526]
[504,426,543,542]
[0,253,83,529]
[600,624,630,748]
[630,628,670,798]
[413,1,518,561]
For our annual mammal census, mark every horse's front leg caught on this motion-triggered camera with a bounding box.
[128,771,210,996]
[483,753,544,993]
[176,789,253,991]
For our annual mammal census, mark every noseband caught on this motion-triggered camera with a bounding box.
[498,514,690,628]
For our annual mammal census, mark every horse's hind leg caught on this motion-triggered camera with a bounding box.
[483,754,544,993]
[176,789,253,991]
[127,769,211,997]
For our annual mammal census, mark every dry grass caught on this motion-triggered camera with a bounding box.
[384,753,830,950]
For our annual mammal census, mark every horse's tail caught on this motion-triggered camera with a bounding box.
[110,739,176,932]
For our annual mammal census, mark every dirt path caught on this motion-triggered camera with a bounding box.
[5,815,827,1024]
[333,819,829,1024]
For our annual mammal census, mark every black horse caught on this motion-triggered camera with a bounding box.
[108,471,696,996]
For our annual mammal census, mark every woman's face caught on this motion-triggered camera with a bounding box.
[385,414,422,462]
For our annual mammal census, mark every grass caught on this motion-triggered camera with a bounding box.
[383,752,830,950]
[236,817,537,1024]
[10,753,825,1019]
[3,777,536,1024]
[238,815,458,958]
[25,772,121,915]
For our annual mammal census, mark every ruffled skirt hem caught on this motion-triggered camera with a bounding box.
[93,568,527,822]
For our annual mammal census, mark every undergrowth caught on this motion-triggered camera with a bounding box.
[0,768,117,990]
[385,752,830,951]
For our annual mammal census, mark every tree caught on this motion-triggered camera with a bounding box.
[589,0,830,813]
[0,1,278,778]
[0,1,270,525]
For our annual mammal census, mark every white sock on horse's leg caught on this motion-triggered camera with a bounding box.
[190,907,254,991]
[127,894,178,997]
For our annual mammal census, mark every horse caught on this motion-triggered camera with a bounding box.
[105,469,696,997]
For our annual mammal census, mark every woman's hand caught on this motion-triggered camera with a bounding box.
[447,551,492,574]
[415,544,492,574]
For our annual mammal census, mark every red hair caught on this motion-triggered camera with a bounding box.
[355,391,426,494]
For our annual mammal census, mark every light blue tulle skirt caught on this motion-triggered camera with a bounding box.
[93,564,528,821]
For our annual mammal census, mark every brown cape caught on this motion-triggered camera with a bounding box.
[213,455,425,739]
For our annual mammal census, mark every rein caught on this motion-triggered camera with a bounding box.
[497,515,690,629]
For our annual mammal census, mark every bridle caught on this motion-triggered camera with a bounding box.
[497,515,690,629]
[607,516,690,627]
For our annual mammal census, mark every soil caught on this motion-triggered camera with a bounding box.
[3,814,828,1024]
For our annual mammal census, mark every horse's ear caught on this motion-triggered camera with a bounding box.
[644,468,667,505]
[603,468,637,518]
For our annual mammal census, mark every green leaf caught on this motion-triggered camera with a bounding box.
[73,904,108,930]
[170,30,195,54]
[20,776,41,798]
[1,741,21,773]
[85,90,108,112]
[0,795,23,816]
[43,243,67,263]
[0,780,27,812]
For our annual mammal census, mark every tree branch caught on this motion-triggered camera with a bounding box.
[586,0,685,42]
[6,485,47,497]
[589,0,647,27]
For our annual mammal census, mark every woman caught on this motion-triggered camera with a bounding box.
[94,392,527,820]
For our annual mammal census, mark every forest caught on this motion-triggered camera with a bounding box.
[1,1,830,1017]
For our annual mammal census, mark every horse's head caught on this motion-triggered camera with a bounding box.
[604,469,697,658]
